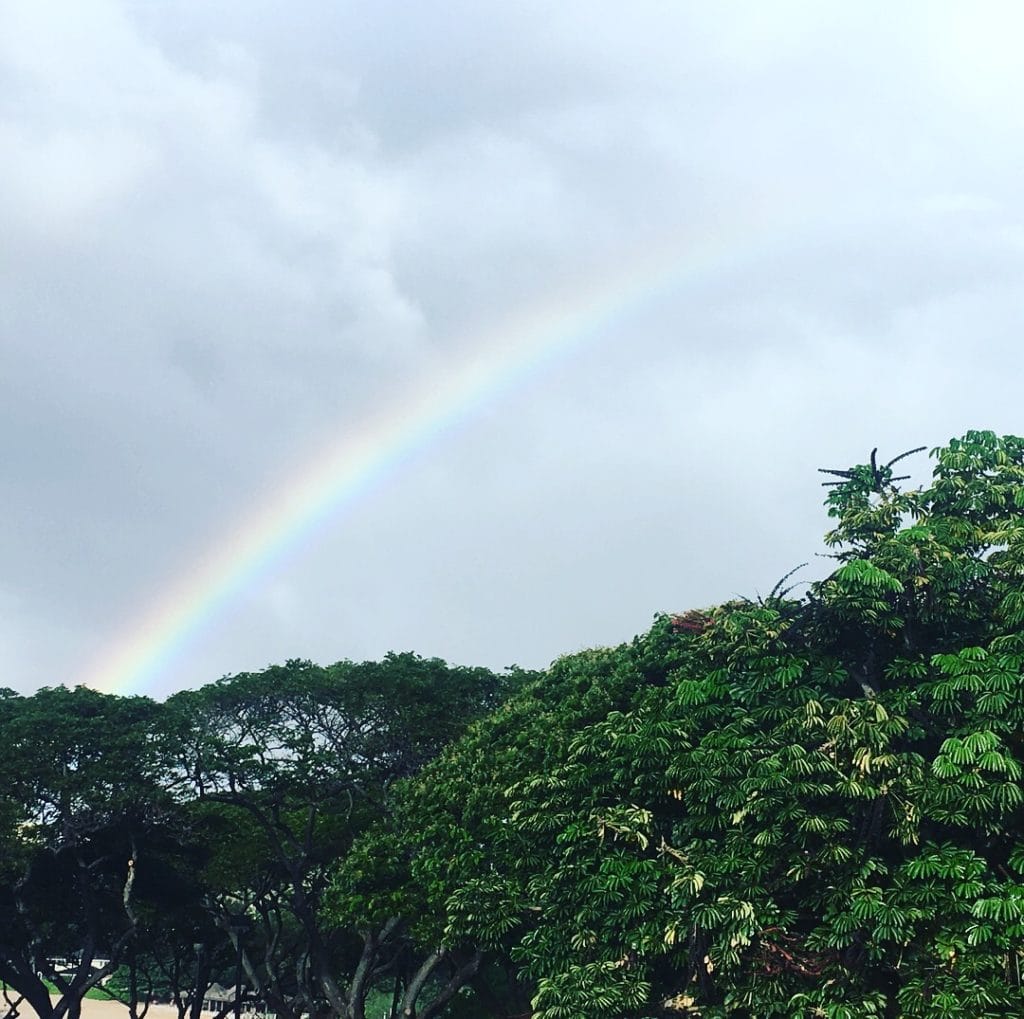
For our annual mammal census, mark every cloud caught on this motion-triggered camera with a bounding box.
[4,1,1024,694]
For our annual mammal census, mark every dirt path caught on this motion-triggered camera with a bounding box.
[15,1000,195,1019]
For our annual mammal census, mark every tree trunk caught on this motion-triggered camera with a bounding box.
[399,951,444,1018]
[417,951,482,1019]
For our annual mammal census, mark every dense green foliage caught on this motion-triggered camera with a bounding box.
[0,687,182,1019]
[0,655,520,1019]
[4,430,1024,1018]
[335,430,1024,1017]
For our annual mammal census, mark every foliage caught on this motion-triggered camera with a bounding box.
[163,653,523,1019]
[0,686,182,1019]
[0,655,519,1019]
[343,430,1024,1017]
[8,429,1024,1019]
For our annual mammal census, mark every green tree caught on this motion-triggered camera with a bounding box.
[0,686,182,1019]
[167,654,523,1019]
[331,645,651,1018]
[347,430,1024,1017]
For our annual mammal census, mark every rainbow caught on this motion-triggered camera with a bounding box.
[81,226,765,696]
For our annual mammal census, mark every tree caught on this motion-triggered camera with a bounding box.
[166,654,524,1019]
[331,645,654,1017]
[356,430,1024,1017]
[0,687,183,1019]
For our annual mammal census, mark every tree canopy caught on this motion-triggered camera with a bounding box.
[334,429,1024,1017]
[0,655,522,1019]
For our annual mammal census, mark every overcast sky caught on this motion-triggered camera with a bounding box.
[4,1,1024,697]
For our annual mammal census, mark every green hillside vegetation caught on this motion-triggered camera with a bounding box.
[3,430,1024,1018]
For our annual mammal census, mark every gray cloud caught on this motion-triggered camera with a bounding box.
[4,1,1024,694]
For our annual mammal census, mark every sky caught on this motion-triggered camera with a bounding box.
[4,1,1024,698]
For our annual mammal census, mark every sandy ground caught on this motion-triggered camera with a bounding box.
[16,1000,212,1019]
